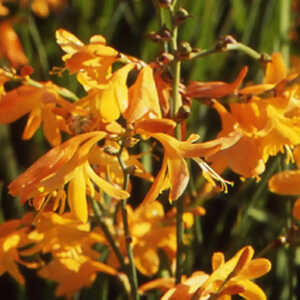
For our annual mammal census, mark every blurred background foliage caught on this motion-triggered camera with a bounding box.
[0,0,300,299]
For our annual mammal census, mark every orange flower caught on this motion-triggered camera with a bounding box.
[29,0,68,17]
[269,146,300,220]
[79,63,135,123]
[161,246,271,300]
[0,82,78,146]
[124,64,162,124]
[240,52,293,95]
[21,212,116,299]
[106,201,176,276]
[9,132,129,222]
[0,213,37,285]
[209,53,300,178]
[56,29,120,90]
[186,66,248,99]
[136,119,241,202]
[0,20,28,68]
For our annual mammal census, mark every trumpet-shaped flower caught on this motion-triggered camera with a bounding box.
[161,246,271,300]
[124,64,162,124]
[106,201,177,276]
[136,119,241,202]
[0,213,37,285]
[56,28,120,90]
[208,53,300,178]
[9,131,129,222]
[0,82,78,146]
[186,66,248,99]
[20,212,116,299]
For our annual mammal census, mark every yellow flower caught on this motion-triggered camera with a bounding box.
[9,132,129,222]
[38,252,117,299]
[161,246,271,300]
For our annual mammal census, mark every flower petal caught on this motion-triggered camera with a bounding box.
[269,170,300,195]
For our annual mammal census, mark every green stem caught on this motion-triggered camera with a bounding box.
[90,198,126,270]
[190,39,270,62]
[28,14,49,78]
[279,0,290,66]
[169,1,184,284]
[117,147,139,300]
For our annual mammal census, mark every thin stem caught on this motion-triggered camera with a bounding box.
[190,39,270,62]
[279,0,290,66]
[175,196,184,283]
[28,14,49,78]
[117,146,139,300]
[2,69,79,102]
[90,198,126,270]
[168,1,184,284]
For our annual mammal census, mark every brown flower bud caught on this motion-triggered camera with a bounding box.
[174,7,191,25]
[158,0,172,8]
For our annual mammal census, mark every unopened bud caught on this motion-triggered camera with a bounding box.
[176,105,191,121]
[177,41,193,60]
[158,0,172,8]
[157,52,174,65]
[216,35,237,51]
[174,8,191,25]
[148,26,171,43]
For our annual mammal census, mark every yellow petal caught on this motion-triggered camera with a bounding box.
[56,28,84,56]
[238,258,271,280]
[236,279,267,300]
[212,252,224,271]
[42,104,61,146]
[85,163,129,199]
[68,167,88,223]
[134,245,159,276]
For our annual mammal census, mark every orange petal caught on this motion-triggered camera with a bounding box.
[293,198,300,220]
[269,170,300,195]
[56,28,84,56]
[124,65,161,123]
[22,106,42,140]
[0,20,28,68]
[264,52,287,84]
[186,66,248,99]
[238,258,271,280]
[0,86,42,124]
[42,104,61,146]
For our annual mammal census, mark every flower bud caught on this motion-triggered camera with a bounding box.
[158,0,172,8]
[174,8,191,25]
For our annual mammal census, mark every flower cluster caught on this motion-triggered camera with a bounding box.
[4,1,300,299]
